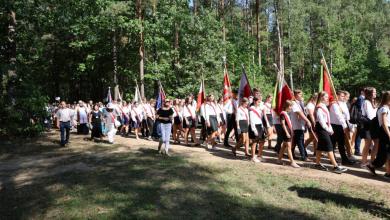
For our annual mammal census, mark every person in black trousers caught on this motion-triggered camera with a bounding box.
[224,89,238,147]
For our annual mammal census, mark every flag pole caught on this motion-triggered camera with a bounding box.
[320,49,338,102]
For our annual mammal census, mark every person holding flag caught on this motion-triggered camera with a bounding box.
[329,91,355,165]
[224,89,239,148]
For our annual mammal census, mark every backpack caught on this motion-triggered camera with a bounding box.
[349,102,362,125]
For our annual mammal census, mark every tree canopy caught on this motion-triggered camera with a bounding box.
[1,0,389,135]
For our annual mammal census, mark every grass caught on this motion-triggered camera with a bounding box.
[0,140,389,220]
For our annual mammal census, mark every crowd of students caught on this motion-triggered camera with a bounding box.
[52,87,390,178]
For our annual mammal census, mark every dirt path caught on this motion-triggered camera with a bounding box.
[0,131,389,196]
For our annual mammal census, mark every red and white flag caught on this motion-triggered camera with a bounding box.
[273,72,293,115]
[238,67,252,101]
[319,59,337,102]
[222,66,232,104]
[196,79,205,111]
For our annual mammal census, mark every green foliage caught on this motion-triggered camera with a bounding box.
[1,0,389,136]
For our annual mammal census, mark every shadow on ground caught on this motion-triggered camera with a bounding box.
[288,186,390,219]
[0,144,319,220]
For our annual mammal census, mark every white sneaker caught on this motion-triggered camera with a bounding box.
[252,157,261,163]
[361,163,368,168]
[212,145,217,150]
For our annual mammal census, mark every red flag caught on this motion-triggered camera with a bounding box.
[319,59,336,102]
[273,73,293,115]
[238,68,252,100]
[196,80,205,111]
[222,66,232,104]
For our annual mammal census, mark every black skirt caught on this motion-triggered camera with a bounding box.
[315,122,333,152]
[239,120,249,133]
[249,124,266,140]
[183,116,196,129]
[207,115,219,135]
[174,116,182,125]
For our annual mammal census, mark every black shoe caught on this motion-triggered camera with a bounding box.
[365,164,376,175]
[354,152,362,156]
[341,160,356,166]
[314,164,328,171]
[384,173,390,179]
[333,166,348,174]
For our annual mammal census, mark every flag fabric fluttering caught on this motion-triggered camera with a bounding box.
[272,71,294,115]
[155,82,166,110]
[319,59,337,102]
[114,85,122,102]
[107,87,113,103]
[238,66,252,101]
[134,83,142,103]
[196,79,205,112]
[222,65,232,105]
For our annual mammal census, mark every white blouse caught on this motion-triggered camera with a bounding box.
[378,105,390,127]
[362,100,377,120]
[329,102,347,129]
[249,106,264,132]
[316,103,333,134]
[182,104,196,118]
[236,106,249,123]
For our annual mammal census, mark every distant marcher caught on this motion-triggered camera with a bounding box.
[157,99,174,156]
[56,101,75,147]
[89,104,103,141]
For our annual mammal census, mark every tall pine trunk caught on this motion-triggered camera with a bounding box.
[274,0,284,76]
[137,0,145,98]
[256,0,261,67]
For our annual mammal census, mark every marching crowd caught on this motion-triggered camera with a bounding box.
[52,87,390,178]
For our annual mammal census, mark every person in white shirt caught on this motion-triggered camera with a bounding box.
[141,99,155,140]
[304,93,318,155]
[224,89,239,147]
[367,91,390,179]
[105,103,118,144]
[172,99,183,144]
[119,100,131,136]
[360,87,379,166]
[204,95,221,150]
[340,91,355,160]
[56,101,75,146]
[76,101,89,135]
[249,97,269,163]
[232,98,250,157]
[182,96,199,146]
[291,90,312,161]
[314,91,348,174]
[329,91,354,165]
[216,97,226,144]
[131,101,143,139]
[264,94,274,149]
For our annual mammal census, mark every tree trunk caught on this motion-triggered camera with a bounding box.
[274,0,284,76]
[4,6,17,98]
[255,0,261,67]
[220,0,226,43]
[137,0,145,98]
[193,0,197,15]
[112,29,118,85]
